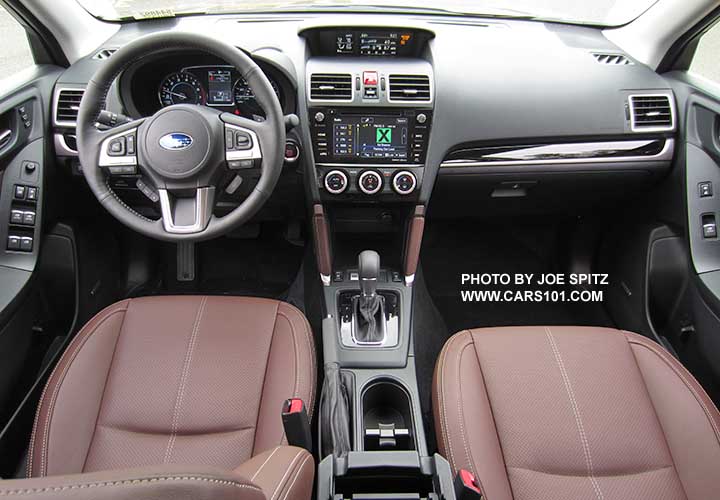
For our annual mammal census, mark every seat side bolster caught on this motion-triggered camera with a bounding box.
[626,331,720,500]
[233,446,314,500]
[253,302,317,455]
[3,465,264,500]
[432,330,513,500]
[28,300,132,478]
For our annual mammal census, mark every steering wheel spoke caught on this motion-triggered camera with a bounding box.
[158,187,215,234]
[222,114,263,171]
[97,119,145,176]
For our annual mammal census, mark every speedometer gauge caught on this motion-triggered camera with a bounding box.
[159,72,205,107]
[233,77,280,117]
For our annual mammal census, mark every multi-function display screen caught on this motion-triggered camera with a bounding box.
[207,69,233,105]
[332,115,409,160]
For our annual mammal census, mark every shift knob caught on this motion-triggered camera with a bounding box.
[358,250,380,298]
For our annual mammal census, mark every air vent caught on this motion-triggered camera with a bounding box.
[54,88,85,126]
[388,75,431,102]
[629,94,674,132]
[592,52,633,65]
[93,48,118,60]
[310,73,352,100]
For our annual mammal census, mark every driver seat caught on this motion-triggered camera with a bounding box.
[21,296,316,499]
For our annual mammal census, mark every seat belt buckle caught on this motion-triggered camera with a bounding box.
[281,398,312,451]
[455,469,483,500]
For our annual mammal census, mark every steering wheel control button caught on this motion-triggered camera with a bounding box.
[358,170,383,195]
[235,131,252,149]
[135,178,160,203]
[228,159,255,170]
[108,137,126,156]
[324,170,348,194]
[392,171,417,195]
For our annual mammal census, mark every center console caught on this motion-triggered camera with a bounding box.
[301,25,457,500]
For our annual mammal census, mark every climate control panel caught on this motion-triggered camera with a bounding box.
[319,166,421,200]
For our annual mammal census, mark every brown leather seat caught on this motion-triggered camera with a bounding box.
[433,326,720,500]
[19,296,316,500]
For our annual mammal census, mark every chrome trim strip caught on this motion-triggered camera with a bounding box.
[53,86,85,128]
[158,187,213,234]
[54,133,78,157]
[628,93,676,133]
[441,139,674,168]
[320,273,331,286]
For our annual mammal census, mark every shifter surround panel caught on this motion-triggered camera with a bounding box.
[339,290,400,348]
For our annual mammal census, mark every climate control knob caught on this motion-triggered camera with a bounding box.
[324,170,348,194]
[392,171,417,195]
[358,170,383,195]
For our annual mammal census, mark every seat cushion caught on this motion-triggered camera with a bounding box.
[433,326,720,500]
[28,296,316,479]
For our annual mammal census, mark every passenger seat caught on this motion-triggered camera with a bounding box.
[433,326,720,499]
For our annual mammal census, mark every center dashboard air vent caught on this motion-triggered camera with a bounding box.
[628,94,674,132]
[388,74,431,102]
[310,73,353,100]
[54,88,85,127]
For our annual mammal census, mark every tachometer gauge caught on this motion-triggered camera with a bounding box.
[159,72,205,107]
[233,77,280,117]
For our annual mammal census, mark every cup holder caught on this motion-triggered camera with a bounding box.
[362,380,415,451]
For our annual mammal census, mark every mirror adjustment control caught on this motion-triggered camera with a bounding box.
[324,170,348,194]
[358,170,383,195]
[392,171,417,195]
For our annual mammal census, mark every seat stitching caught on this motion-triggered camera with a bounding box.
[507,464,675,479]
[437,331,466,472]
[545,327,604,500]
[0,476,263,496]
[38,307,129,477]
[164,296,207,464]
[269,450,304,500]
[455,341,479,477]
[627,336,720,444]
[252,301,281,454]
[250,446,281,481]
[280,454,312,500]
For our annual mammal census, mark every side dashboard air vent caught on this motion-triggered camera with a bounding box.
[628,94,674,132]
[93,48,118,60]
[592,52,633,65]
[388,74,431,102]
[54,88,85,126]
[310,73,353,100]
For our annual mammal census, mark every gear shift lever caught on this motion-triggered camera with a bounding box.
[354,250,386,344]
[359,250,380,302]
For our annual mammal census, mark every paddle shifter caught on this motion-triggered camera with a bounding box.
[354,250,386,344]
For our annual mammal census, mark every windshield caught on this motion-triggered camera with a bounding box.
[76,0,659,27]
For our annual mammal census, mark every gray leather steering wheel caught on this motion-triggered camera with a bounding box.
[77,31,286,241]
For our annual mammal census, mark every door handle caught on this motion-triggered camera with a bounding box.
[0,129,11,148]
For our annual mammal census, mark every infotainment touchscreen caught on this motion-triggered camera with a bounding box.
[332,115,409,160]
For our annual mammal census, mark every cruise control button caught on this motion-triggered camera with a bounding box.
[228,159,254,170]
[126,134,136,155]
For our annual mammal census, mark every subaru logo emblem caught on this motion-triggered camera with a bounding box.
[159,133,193,151]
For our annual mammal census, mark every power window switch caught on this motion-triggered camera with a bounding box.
[10,210,24,224]
[7,235,21,250]
[20,236,33,252]
[14,185,26,200]
[702,214,717,238]
[26,187,38,201]
[23,211,36,226]
[699,182,713,198]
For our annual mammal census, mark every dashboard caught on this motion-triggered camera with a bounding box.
[119,53,295,120]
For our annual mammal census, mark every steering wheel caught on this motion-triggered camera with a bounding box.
[77,32,286,241]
